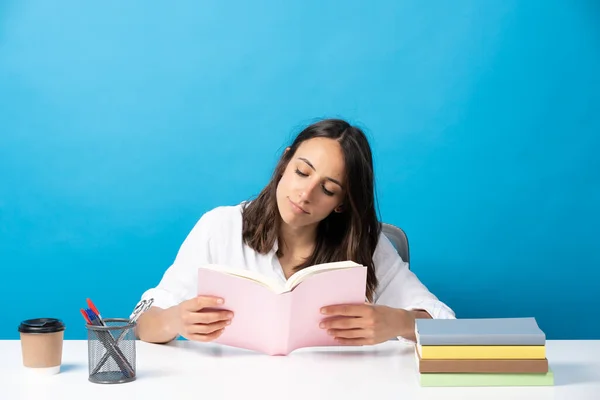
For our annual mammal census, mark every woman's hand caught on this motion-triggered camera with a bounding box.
[319,303,419,345]
[170,296,233,342]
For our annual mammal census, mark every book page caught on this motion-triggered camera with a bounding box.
[283,260,363,291]
[286,265,367,353]
[198,264,285,293]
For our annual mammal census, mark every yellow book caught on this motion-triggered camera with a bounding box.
[417,344,546,359]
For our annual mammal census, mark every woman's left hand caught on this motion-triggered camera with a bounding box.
[319,303,415,345]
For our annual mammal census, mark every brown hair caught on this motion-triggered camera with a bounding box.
[242,119,381,301]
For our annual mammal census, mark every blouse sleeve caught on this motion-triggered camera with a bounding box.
[137,209,218,310]
[372,232,456,320]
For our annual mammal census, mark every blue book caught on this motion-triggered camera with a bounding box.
[415,317,546,346]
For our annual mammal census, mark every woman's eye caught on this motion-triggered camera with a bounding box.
[294,167,335,196]
[322,186,334,196]
[295,168,308,177]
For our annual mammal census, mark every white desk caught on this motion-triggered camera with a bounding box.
[2,340,599,400]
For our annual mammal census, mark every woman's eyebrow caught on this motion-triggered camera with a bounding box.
[297,157,344,188]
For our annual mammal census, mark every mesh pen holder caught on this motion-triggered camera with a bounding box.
[86,318,136,384]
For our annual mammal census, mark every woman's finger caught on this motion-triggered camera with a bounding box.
[187,319,231,335]
[184,310,233,325]
[187,328,225,343]
[327,328,367,339]
[334,337,376,346]
[320,316,362,330]
[320,304,371,317]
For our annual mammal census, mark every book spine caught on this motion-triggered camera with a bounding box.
[418,333,546,346]
[419,371,554,387]
[279,292,293,355]
[418,345,546,359]
[419,358,549,373]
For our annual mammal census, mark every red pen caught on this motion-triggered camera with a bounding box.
[80,309,92,324]
[86,298,105,325]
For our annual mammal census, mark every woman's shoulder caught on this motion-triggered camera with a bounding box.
[195,202,245,229]
[374,229,399,260]
[372,229,408,274]
[181,202,246,251]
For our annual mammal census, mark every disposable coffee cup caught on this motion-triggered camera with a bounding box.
[18,318,66,375]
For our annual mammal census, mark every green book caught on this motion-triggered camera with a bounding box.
[419,369,554,387]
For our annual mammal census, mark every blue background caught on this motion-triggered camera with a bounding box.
[1,1,599,340]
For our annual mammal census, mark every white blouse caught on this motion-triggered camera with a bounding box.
[138,203,455,323]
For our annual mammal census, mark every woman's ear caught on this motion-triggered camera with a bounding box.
[334,204,344,213]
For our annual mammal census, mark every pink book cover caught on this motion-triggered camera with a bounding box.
[197,264,367,355]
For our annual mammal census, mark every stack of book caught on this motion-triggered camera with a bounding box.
[414,317,554,387]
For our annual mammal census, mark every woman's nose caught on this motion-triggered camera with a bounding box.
[298,180,319,202]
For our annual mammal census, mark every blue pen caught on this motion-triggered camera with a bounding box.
[85,309,101,326]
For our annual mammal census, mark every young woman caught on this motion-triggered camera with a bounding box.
[135,118,455,345]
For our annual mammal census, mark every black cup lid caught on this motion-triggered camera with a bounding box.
[18,318,65,334]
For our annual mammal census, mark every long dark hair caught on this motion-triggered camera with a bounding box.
[242,119,381,301]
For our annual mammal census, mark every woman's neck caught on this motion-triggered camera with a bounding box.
[278,222,317,259]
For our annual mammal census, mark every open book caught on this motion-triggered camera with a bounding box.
[197,260,367,355]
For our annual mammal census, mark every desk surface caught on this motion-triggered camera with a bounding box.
[2,340,600,400]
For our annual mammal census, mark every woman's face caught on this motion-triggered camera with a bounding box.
[276,137,346,230]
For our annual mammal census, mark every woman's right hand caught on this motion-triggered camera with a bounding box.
[171,296,233,342]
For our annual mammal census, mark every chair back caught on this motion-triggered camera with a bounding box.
[381,223,410,265]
